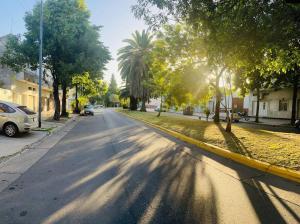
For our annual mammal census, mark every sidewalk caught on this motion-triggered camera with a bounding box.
[0,115,77,163]
[239,117,291,126]
[0,115,79,192]
[164,110,292,126]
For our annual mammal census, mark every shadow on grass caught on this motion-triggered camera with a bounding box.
[216,123,253,157]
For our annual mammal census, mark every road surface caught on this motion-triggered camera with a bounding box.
[0,109,299,224]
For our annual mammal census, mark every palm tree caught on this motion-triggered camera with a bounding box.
[118,30,153,111]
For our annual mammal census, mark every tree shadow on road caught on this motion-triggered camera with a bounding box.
[0,114,299,224]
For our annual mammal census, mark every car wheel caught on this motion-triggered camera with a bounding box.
[4,123,18,137]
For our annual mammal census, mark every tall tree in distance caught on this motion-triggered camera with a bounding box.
[108,74,118,94]
[104,74,119,107]
[118,30,153,111]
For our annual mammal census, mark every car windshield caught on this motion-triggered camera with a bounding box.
[18,106,36,115]
[84,105,93,109]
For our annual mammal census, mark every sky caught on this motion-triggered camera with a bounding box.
[0,0,148,86]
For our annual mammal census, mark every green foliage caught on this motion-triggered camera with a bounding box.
[0,0,110,120]
[72,72,107,101]
[133,0,300,125]
[149,25,210,107]
[118,30,153,100]
[108,74,118,94]
[104,74,120,106]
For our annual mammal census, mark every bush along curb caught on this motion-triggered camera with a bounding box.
[119,111,300,184]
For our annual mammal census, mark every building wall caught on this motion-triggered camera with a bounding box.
[0,80,54,118]
[207,93,244,113]
[247,88,300,119]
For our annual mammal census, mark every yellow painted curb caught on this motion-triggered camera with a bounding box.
[119,111,300,184]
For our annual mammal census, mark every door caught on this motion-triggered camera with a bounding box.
[252,101,257,116]
[260,102,268,117]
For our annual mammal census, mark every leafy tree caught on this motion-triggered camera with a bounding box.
[118,30,153,111]
[108,74,118,94]
[104,74,120,107]
[0,0,110,120]
[72,72,106,108]
[133,0,300,127]
[148,25,210,116]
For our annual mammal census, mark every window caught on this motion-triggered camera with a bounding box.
[279,100,288,111]
[263,102,266,110]
[17,106,36,115]
[0,103,16,113]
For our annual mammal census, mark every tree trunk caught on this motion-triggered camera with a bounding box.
[225,111,232,132]
[140,99,146,112]
[157,95,163,117]
[255,87,260,123]
[53,80,60,121]
[226,74,233,132]
[130,96,137,110]
[291,74,299,125]
[214,75,221,123]
[74,84,80,113]
[61,81,68,117]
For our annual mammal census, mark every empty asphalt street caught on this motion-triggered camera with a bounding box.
[0,109,299,224]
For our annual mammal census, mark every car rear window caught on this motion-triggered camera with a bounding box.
[0,103,16,113]
[18,106,36,115]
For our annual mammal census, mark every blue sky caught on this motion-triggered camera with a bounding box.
[0,0,148,85]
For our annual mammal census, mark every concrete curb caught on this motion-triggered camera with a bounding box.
[119,111,300,184]
[30,114,79,146]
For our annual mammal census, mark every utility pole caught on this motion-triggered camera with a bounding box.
[38,0,43,128]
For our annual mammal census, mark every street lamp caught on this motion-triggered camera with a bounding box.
[38,0,43,128]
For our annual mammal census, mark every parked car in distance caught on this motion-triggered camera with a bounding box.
[183,106,194,116]
[220,109,241,122]
[82,105,94,116]
[0,101,37,137]
[212,109,241,122]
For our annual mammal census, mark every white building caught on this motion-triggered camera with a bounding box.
[207,92,244,113]
[244,88,300,119]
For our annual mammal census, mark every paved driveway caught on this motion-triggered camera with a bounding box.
[0,131,47,159]
[0,109,299,223]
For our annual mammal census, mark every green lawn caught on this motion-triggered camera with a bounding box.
[120,110,300,171]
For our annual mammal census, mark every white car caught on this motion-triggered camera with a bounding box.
[0,101,37,137]
[219,109,241,122]
[212,109,241,122]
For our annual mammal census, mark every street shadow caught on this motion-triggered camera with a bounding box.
[0,114,218,224]
[0,112,298,223]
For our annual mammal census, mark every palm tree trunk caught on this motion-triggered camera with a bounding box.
[130,96,137,110]
[140,99,146,112]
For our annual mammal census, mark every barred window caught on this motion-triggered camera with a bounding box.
[279,100,288,111]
